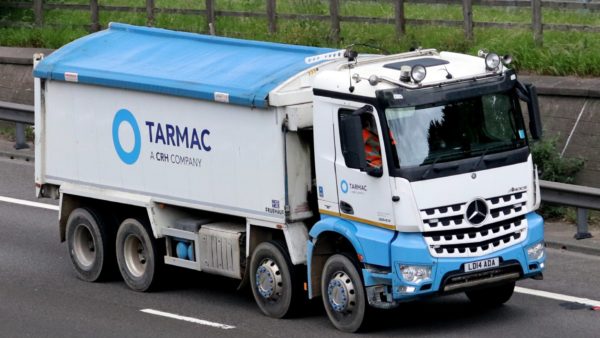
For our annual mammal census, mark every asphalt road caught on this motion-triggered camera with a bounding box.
[1,157,599,337]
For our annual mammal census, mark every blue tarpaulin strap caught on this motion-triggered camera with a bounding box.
[33,23,335,108]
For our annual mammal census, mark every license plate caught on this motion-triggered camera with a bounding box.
[464,257,499,272]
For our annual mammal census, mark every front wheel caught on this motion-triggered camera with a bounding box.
[465,281,515,307]
[321,254,368,333]
[249,241,302,318]
[116,218,162,292]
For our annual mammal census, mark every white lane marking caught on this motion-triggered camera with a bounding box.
[0,196,59,211]
[140,309,235,330]
[516,286,600,307]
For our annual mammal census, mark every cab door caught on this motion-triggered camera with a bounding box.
[333,104,396,231]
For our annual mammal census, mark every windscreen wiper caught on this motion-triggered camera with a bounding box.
[470,144,511,171]
[421,156,441,179]
[471,147,490,172]
[421,153,459,179]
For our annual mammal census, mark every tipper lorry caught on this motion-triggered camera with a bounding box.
[33,23,545,332]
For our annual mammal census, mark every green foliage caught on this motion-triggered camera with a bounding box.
[25,126,35,142]
[530,136,585,219]
[1,1,600,75]
[0,124,15,142]
[531,136,584,184]
[0,123,34,143]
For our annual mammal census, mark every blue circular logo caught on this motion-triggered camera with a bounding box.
[112,109,141,165]
[340,180,349,194]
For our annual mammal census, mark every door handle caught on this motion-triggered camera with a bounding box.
[340,201,354,215]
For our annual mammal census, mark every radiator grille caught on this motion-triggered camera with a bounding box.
[420,192,528,258]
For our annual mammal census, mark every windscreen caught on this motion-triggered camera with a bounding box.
[385,91,527,168]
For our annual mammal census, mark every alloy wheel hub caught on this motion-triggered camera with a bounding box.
[327,271,356,313]
[255,258,282,300]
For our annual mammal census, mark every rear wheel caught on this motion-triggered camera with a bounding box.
[466,281,515,307]
[116,218,162,291]
[250,241,302,318]
[66,208,114,282]
[321,254,368,333]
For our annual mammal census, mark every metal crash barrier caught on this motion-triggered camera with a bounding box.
[540,180,600,239]
[0,100,34,149]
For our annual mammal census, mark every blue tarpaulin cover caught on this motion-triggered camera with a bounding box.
[33,23,334,108]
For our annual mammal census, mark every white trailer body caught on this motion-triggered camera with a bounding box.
[41,81,309,224]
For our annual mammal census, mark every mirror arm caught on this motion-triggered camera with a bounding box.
[525,84,543,140]
[515,81,530,103]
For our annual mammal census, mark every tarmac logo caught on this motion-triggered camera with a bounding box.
[340,179,367,195]
[112,109,141,165]
[340,180,349,194]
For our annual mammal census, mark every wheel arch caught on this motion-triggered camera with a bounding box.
[59,193,148,242]
[307,218,365,299]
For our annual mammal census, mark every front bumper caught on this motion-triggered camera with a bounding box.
[362,212,545,307]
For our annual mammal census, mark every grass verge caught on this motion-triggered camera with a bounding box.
[1,1,599,75]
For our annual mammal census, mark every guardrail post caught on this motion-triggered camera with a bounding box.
[267,0,277,34]
[33,0,44,27]
[532,0,543,46]
[462,0,474,41]
[575,208,592,240]
[14,123,29,150]
[146,0,155,27]
[206,0,216,35]
[90,0,100,32]
[329,0,340,44]
[394,0,406,39]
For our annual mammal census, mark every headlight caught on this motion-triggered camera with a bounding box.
[410,65,427,83]
[485,53,501,70]
[527,242,545,261]
[399,265,432,284]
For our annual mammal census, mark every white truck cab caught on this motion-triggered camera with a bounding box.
[306,49,544,330]
[33,23,545,332]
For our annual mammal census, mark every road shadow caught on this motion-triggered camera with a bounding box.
[367,298,512,333]
[154,266,327,316]
[149,266,524,334]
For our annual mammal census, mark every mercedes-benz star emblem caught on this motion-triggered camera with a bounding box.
[465,199,488,225]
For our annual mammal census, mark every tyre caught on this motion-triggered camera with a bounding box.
[465,281,515,307]
[250,241,302,318]
[321,254,368,333]
[116,218,162,292]
[66,207,114,282]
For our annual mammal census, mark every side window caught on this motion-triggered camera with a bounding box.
[338,109,382,170]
